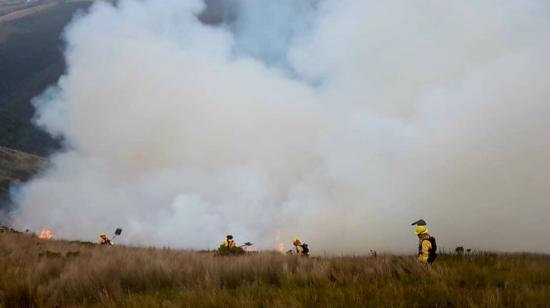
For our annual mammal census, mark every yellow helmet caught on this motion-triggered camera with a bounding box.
[100,232,107,237]
[415,226,428,235]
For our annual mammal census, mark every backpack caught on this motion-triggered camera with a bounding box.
[427,236,437,263]
[301,243,310,256]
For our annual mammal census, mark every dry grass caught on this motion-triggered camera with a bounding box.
[1,232,549,307]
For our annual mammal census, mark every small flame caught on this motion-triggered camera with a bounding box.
[275,229,285,253]
[38,229,53,240]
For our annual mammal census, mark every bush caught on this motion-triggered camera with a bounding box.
[216,245,246,256]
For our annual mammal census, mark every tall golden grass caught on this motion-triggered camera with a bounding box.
[1,231,549,307]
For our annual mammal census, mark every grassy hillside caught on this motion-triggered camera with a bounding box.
[0,146,44,206]
[0,231,549,307]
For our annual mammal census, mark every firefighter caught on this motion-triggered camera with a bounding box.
[412,220,437,264]
[223,234,236,248]
[98,232,113,246]
[292,239,309,256]
[217,234,247,255]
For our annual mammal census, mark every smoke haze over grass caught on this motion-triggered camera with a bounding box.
[7,0,550,253]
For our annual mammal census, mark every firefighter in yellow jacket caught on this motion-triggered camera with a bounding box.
[98,232,113,246]
[222,235,236,248]
[412,219,437,264]
[416,226,432,262]
[292,239,310,256]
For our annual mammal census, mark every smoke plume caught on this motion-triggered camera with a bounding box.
[8,0,550,253]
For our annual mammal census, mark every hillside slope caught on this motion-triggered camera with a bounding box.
[0,0,92,155]
[0,146,44,206]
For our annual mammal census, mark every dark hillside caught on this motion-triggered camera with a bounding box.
[0,1,92,155]
[0,146,44,207]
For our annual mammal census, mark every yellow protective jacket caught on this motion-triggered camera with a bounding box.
[295,244,305,255]
[223,239,236,248]
[418,236,432,263]
[98,237,112,245]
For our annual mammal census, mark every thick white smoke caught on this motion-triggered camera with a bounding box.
[8,0,550,253]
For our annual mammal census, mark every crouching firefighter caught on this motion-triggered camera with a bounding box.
[217,234,247,255]
[292,239,310,256]
[223,235,237,248]
[98,232,113,246]
[412,219,437,264]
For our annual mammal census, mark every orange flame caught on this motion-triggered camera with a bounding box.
[38,229,53,240]
[275,229,285,253]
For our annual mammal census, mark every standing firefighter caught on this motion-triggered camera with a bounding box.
[412,219,437,264]
[98,232,113,246]
[292,239,310,256]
